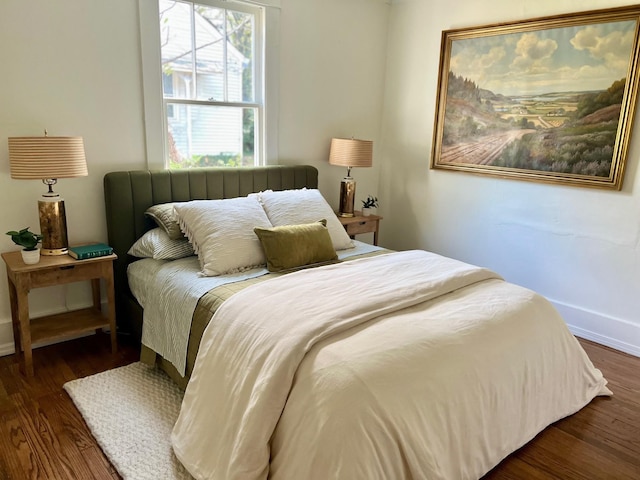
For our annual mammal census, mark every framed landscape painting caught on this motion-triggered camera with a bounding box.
[431,5,640,189]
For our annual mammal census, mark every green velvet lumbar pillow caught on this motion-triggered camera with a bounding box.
[254,220,338,272]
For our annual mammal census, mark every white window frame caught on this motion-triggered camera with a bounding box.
[139,0,281,169]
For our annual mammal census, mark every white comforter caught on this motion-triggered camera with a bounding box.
[171,250,610,480]
[128,241,380,375]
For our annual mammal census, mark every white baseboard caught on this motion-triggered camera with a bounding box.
[0,320,15,356]
[551,300,640,358]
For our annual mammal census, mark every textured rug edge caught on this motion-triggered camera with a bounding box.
[63,363,141,478]
[63,362,192,480]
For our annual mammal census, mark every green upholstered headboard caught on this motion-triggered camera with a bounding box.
[103,165,318,339]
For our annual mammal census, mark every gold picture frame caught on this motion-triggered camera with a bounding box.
[431,5,640,190]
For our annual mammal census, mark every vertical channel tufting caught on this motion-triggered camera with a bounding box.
[103,165,318,338]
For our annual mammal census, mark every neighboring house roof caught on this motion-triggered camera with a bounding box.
[160,0,246,74]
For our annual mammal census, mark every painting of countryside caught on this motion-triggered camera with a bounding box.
[434,12,640,188]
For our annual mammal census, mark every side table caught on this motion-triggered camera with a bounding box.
[1,251,118,377]
[337,211,383,246]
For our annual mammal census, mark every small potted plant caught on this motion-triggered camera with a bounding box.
[361,195,379,216]
[6,227,43,265]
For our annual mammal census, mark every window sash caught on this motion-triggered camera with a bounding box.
[159,0,263,168]
[159,0,263,102]
[140,0,275,169]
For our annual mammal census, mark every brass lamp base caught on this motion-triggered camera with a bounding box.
[338,176,356,217]
[38,197,69,256]
[41,246,68,256]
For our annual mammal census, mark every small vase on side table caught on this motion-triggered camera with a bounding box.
[20,248,40,265]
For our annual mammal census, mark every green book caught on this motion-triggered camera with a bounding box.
[68,243,113,260]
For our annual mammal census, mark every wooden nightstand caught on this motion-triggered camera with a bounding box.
[338,211,383,246]
[1,251,118,377]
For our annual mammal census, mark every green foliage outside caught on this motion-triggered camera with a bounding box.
[169,152,255,169]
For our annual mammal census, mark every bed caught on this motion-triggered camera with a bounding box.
[103,165,610,480]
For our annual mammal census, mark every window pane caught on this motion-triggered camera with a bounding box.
[227,10,254,103]
[195,5,224,101]
[166,103,256,168]
[160,2,255,103]
[160,0,194,99]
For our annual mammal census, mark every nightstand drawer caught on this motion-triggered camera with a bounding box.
[337,211,382,246]
[345,219,377,236]
[29,261,105,289]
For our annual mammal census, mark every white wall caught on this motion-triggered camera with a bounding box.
[382,0,640,356]
[0,0,390,353]
[0,0,148,353]
[277,0,389,211]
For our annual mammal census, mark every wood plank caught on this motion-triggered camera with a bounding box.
[13,397,81,479]
[483,452,556,479]
[38,392,104,479]
[518,424,640,480]
[80,446,121,479]
[1,408,49,479]
[556,399,640,468]
[0,410,32,480]
[30,308,109,345]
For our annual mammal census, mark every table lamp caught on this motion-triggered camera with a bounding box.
[329,137,373,217]
[8,131,88,255]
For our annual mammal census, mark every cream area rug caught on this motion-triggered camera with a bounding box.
[64,362,193,480]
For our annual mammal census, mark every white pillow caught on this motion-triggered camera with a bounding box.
[127,228,195,260]
[174,196,273,276]
[258,189,354,250]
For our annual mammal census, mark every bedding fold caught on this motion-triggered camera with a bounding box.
[129,257,269,376]
[129,241,382,376]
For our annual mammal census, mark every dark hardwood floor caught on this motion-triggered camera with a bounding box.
[0,333,139,480]
[0,335,638,479]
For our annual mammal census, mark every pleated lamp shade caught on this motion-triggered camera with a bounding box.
[8,136,88,179]
[328,138,373,168]
[7,134,88,256]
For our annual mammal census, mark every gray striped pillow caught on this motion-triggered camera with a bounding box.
[128,228,194,260]
[145,203,184,240]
